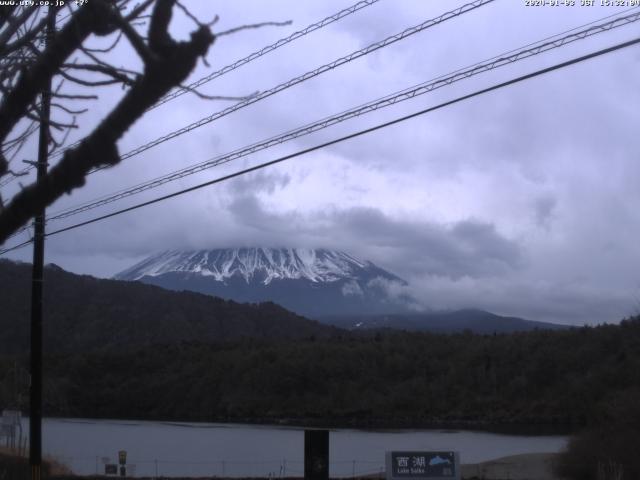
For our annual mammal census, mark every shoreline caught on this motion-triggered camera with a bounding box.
[461,453,561,480]
[1,453,561,480]
[28,414,576,436]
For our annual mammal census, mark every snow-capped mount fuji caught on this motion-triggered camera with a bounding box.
[114,248,412,317]
[117,248,382,284]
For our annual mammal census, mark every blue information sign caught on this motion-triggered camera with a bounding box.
[386,451,460,480]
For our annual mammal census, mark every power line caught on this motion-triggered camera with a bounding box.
[5,5,636,244]
[2,35,638,256]
[1,238,31,255]
[5,5,639,243]
[0,6,86,188]
[37,9,640,226]
[151,0,381,110]
[57,0,382,157]
[0,0,382,187]
[110,0,495,161]
[74,0,496,174]
[9,5,640,244]
[2,0,495,190]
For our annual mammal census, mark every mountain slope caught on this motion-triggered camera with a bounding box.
[116,248,383,284]
[115,248,412,317]
[0,259,340,354]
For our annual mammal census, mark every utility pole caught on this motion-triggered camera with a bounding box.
[30,8,54,480]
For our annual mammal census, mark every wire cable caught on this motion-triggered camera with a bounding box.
[6,6,639,243]
[63,0,495,170]
[39,9,640,225]
[6,5,637,242]
[151,0,381,110]
[2,35,638,255]
[1,0,495,190]
[0,0,382,187]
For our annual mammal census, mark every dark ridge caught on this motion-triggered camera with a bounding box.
[320,310,571,334]
[0,259,342,355]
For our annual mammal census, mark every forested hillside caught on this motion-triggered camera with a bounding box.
[0,260,340,354]
[1,317,637,430]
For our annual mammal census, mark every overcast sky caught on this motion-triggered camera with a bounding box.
[3,0,640,325]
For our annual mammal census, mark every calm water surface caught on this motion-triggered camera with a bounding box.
[24,418,567,477]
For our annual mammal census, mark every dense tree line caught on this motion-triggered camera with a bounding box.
[554,386,640,480]
[3,262,639,477]
[2,317,639,430]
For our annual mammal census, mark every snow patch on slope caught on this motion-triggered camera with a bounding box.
[115,248,376,285]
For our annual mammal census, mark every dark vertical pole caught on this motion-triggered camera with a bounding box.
[304,430,329,480]
[30,8,54,480]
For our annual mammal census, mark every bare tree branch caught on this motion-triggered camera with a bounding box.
[175,1,218,28]
[1,9,52,56]
[0,1,113,176]
[51,103,88,115]
[216,20,292,37]
[78,44,139,76]
[58,69,127,87]
[48,116,76,153]
[52,92,99,100]
[0,0,215,242]
[123,0,156,22]
[62,62,138,85]
[82,30,123,53]
[0,6,38,52]
[109,11,157,63]
[25,111,78,131]
[0,6,18,30]
[148,0,173,54]
[179,83,258,102]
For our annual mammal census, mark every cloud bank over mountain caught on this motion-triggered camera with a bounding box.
[4,1,639,325]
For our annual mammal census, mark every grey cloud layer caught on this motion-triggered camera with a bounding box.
[4,1,638,326]
[226,193,523,279]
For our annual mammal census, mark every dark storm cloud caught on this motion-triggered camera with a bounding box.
[227,170,292,195]
[4,1,639,326]
[533,196,557,229]
[325,207,524,278]
[404,274,635,325]
[226,196,523,279]
[221,194,638,324]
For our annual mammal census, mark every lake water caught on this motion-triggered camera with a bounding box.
[25,418,567,477]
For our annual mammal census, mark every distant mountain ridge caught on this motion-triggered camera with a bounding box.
[0,257,569,354]
[115,247,413,317]
[322,310,570,334]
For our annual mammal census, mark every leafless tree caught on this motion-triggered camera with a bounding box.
[0,0,217,244]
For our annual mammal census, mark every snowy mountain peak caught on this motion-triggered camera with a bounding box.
[114,247,411,317]
[115,247,378,285]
